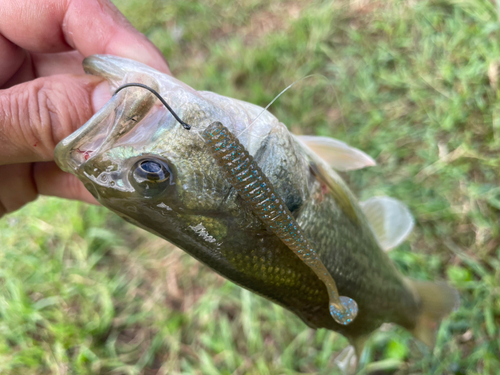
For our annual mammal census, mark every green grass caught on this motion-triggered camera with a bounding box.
[1,0,500,373]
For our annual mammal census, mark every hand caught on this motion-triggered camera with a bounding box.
[0,0,171,218]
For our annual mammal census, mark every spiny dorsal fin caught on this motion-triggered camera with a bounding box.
[359,197,415,251]
[310,162,359,224]
[297,135,376,171]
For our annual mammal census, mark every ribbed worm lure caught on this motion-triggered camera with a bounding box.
[202,122,358,325]
[112,84,358,325]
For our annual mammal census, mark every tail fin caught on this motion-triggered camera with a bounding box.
[408,280,460,347]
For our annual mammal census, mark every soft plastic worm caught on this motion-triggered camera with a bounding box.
[202,122,358,325]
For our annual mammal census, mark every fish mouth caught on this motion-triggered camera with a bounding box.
[55,75,163,174]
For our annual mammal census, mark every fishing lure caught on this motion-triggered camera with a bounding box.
[202,122,358,325]
[112,84,358,325]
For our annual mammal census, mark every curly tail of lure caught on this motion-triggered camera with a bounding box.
[202,122,358,325]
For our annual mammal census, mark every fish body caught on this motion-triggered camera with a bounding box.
[55,55,458,353]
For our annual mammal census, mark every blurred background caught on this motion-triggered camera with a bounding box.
[1,0,499,373]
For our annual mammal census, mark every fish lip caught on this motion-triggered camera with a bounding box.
[54,127,102,174]
[54,131,103,173]
[54,130,92,174]
[54,94,123,174]
[55,67,167,175]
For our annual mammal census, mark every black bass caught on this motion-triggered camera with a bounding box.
[55,55,458,358]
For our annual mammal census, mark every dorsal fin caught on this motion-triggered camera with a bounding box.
[297,135,376,171]
[359,197,414,251]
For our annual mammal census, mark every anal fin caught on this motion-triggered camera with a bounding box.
[336,336,368,375]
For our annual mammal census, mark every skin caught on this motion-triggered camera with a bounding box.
[0,0,170,218]
[55,55,426,348]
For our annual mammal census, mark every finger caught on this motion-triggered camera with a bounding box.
[0,0,170,74]
[33,161,98,204]
[32,51,85,77]
[2,52,35,88]
[3,51,89,89]
[0,163,38,217]
[0,34,25,86]
[0,74,104,165]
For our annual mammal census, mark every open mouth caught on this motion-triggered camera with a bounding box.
[54,81,166,173]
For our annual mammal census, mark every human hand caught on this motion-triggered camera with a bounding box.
[0,0,171,218]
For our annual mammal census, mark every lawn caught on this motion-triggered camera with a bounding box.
[1,0,499,373]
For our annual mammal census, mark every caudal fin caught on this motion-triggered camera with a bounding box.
[409,280,460,347]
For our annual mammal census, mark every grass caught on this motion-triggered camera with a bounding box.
[1,0,500,373]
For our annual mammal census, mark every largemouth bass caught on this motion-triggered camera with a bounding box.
[54,55,458,357]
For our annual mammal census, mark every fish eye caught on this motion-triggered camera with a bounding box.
[130,158,172,196]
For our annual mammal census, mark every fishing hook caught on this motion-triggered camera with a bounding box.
[114,83,191,130]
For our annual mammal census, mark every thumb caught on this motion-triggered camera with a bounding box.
[0,74,111,165]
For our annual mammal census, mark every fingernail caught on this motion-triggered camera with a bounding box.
[91,80,111,113]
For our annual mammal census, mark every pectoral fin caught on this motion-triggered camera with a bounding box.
[310,162,359,224]
[297,135,376,171]
[360,197,415,251]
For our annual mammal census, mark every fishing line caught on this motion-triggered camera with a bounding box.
[113,75,339,138]
[114,83,192,130]
[236,73,339,139]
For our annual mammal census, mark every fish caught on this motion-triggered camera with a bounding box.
[54,54,459,362]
